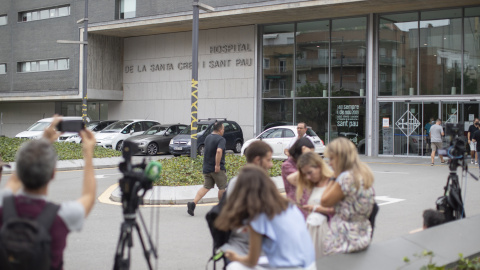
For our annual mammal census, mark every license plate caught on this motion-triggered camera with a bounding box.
[174,147,182,151]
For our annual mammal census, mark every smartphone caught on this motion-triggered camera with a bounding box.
[57,120,85,133]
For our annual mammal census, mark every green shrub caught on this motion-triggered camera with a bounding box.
[0,137,121,162]
[154,154,283,186]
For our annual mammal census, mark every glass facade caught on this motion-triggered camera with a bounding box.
[262,17,367,150]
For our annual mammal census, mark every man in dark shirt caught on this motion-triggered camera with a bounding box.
[468,118,479,165]
[187,121,227,216]
[470,122,480,173]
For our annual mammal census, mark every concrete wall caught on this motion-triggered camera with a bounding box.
[109,25,256,139]
[0,102,55,137]
[88,34,123,91]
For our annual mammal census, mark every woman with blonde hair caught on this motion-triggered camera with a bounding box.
[296,152,334,259]
[321,137,375,255]
[215,165,315,270]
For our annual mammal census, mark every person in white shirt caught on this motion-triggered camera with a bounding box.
[284,123,314,156]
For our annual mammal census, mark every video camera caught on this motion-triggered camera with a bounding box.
[114,141,161,270]
[437,123,466,162]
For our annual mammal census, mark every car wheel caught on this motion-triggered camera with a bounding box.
[147,142,158,156]
[198,144,205,156]
[116,141,124,152]
[234,141,243,153]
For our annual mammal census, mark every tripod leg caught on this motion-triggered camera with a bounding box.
[114,222,133,270]
[138,209,158,259]
[134,222,154,270]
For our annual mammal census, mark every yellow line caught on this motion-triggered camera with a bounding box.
[364,161,440,167]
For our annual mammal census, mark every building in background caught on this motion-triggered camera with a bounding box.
[0,0,479,157]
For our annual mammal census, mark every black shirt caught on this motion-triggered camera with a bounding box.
[468,124,477,138]
[202,133,226,174]
[472,129,480,152]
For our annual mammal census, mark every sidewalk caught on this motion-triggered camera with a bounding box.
[2,154,460,205]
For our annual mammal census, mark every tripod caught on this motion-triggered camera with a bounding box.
[113,182,158,270]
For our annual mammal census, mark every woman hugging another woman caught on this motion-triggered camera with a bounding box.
[321,137,375,255]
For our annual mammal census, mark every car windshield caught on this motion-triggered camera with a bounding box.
[86,122,100,130]
[27,121,51,131]
[102,121,133,131]
[179,123,210,135]
[144,126,168,135]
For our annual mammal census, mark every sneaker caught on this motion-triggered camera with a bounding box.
[472,160,475,164]
[187,202,196,216]
[476,161,478,165]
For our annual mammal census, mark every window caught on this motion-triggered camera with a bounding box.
[263,58,270,69]
[0,15,7,26]
[18,58,69,73]
[0,64,6,74]
[119,0,136,19]
[19,5,70,22]
[279,59,287,72]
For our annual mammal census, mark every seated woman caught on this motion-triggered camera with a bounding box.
[281,137,315,218]
[296,152,334,259]
[215,165,315,270]
[321,137,375,255]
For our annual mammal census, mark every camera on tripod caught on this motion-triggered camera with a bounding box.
[114,141,161,270]
[436,123,466,161]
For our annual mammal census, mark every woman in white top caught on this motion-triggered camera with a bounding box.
[296,152,334,259]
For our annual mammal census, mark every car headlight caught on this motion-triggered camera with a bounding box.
[187,140,191,146]
[169,139,174,145]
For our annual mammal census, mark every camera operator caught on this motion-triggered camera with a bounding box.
[470,122,480,173]
[0,115,97,269]
[430,119,445,166]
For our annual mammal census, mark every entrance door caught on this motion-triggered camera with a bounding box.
[393,102,424,156]
[423,102,440,156]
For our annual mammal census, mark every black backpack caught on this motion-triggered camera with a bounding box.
[205,193,230,270]
[0,195,60,270]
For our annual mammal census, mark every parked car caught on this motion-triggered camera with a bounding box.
[15,116,82,141]
[241,125,325,159]
[125,124,188,155]
[95,120,160,151]
[64,120,118,143]
[169,118,244,156]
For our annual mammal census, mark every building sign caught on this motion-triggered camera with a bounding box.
[124,43,253,74]
[336,105,359,128]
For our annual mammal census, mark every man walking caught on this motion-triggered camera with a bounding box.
[187,121,227,216]
[430,119,445,166]
[467,118,479,165]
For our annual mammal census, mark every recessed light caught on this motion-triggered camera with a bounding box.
[424,43,427,46]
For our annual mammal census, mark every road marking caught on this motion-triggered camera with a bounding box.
[375,196,405,206]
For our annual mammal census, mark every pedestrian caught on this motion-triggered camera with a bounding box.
[470,122,480,173]
[424,117,434,153]
[0,115,97,269]
[221,140,274,256]
[284,122,315,156]
[296,152,334,259]
[467,118,479,165]
[187,121,227,216]
[281,137,315,218]
[322,137,375,255]
[215,165,316,270]
[430,119,445,166]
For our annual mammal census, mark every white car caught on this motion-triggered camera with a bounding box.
[95,120,160,151]
[15,117,82,141]
[241,125,325,159]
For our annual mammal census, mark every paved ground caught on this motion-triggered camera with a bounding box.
[2,154,480,269]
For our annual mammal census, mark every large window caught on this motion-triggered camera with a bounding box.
[0,64,6,74]
[18,59,69,73]
[379,7,480,96]
[19,6,70,22]
[0,15,7,26]
[119,0,136,19]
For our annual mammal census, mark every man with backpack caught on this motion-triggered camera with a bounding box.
[0,116,97,270]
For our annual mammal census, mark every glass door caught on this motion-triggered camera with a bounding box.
[423,102,440,156]
[393,102,424,156]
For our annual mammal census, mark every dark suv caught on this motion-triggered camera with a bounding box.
[169,118,244,156]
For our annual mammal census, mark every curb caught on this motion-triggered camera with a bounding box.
[109,176,286,205]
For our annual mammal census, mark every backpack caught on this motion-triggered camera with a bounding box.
[205,193,230,270]
[0,195,60,270]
